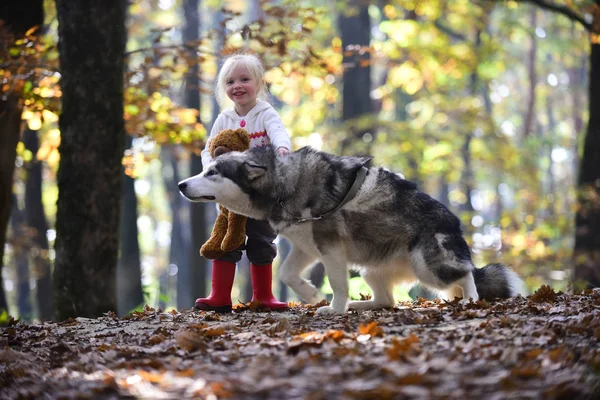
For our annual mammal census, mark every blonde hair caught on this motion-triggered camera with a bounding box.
[215,53,270,109]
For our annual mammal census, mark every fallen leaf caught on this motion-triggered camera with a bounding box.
[358,321,384,338]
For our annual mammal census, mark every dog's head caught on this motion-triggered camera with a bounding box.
[178,147,278,219]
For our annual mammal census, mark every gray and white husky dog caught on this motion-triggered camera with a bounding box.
[179,146,526,315]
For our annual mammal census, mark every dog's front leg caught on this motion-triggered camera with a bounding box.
[279,246,320,304]
[316,252,349,316]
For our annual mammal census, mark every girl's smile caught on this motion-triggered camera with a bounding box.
[226,65,259,116]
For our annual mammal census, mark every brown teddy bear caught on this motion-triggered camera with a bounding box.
[200,128,250,259]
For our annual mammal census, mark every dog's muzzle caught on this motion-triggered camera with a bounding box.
[178,182,216,201]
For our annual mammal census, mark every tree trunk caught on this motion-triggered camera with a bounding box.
[277,238,290,302]
[459,135,475,214]
[179,0,207,309]
[338,1,372,155]
[336,1,372,281]
[23,128,53,321]
[54,0,127,320]
[117,137,144,316]
[161,146,190,309]
[522,7,537,138]
[11,194,32,320]
[240,255,252,303]
[0,0,44,317]
[573,5,600,288]
[0,93,21,314]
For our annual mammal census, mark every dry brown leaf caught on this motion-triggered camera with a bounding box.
[386,334,420,360]
[510,364,540,379]
[147,334,166,345]
[397,372,425,386]
[138,369,164,383]
[358,321,384,338]
[209,381,232,398]
[175,329,206,353]
[530,285,556,303]
[203,327,226,337]
[524,348,544,359]
[325,329,347,342]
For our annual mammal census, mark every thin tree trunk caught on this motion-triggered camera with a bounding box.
[0,93,21,314]
[522,7,537,138]
[328,0,372,282]
[459,28,482,216]
[545,85,556,219]
[54,0,127,319]
[569,25,586,138]
[23,128,53,321]
[11,194,32,320]
[309,262,325,290]
[339,1,372,156]
[161,146,190,309]
[277,238,290,302]
[0,0,45,316]
[180,0,207,308]
[459,135,475,214]
[573,4,600,288]
[117,136,144,316]
[240,255,252,303]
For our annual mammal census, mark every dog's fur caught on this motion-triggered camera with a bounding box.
[179,146,526,315]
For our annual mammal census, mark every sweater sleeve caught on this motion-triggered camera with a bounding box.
[263,108,292,151]
[201,115,223,168]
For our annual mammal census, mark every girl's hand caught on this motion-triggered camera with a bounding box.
[277,147,290,156]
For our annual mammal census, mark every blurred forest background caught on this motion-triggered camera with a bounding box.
[1,0,599,322]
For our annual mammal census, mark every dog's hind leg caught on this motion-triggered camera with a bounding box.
[410,235,479,302]
[316,250,350,316]
[348,271,395,311]
[279,246,320,304]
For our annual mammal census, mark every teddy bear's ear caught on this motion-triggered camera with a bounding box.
[236,129,250,148]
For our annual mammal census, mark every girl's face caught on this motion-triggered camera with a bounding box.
[225,65,260,114]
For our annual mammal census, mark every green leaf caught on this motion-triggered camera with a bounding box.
[125,104,140,116]
[423,142,453,161]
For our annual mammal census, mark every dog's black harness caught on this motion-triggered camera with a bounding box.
[277,165,369,224]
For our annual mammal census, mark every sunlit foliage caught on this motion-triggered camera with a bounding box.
[2,0,594,317]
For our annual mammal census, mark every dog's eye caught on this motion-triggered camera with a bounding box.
[205,170,218,177]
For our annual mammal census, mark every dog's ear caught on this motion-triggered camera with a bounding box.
[358,156,374,167]
[244,161,267,180]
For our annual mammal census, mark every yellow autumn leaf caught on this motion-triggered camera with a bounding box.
[42,109,59,123]
[22,110,34,120]
[172,108,198,124]
[358,321,384,337]
[148,67,162,79]
[28,115,42,130]
[388,62,423,95]
[47,148,60,167]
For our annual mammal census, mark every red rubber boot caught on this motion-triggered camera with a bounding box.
[250,263,288,311]
[195,260,236,313]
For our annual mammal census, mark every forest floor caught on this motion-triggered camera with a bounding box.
[1,286,599,399]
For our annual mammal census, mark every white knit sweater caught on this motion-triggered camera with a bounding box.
[201,99,292,168]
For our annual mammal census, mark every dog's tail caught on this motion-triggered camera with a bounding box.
[473,263,528,300]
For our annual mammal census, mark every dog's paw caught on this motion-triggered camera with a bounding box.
[306,290,326,305]
[459,298,472,306]
[348,300,375,311]
[316,305,346,316]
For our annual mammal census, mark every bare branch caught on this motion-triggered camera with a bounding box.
[124,44,189,57]
[433,19,468,41]
[514,0,591,31]
[0,62,59,74]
